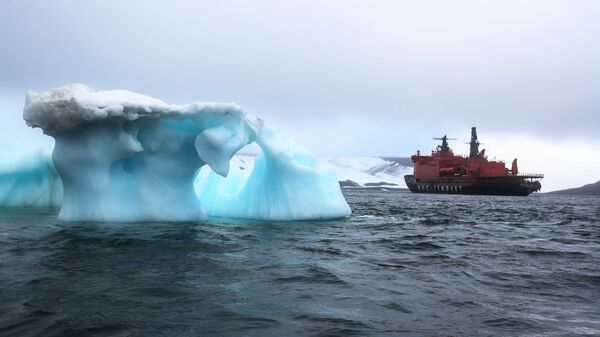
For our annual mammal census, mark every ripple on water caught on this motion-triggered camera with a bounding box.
[274,265,350,287]
[0,191,599,336]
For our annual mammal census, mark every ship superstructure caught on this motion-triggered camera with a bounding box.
[404,127,543,196]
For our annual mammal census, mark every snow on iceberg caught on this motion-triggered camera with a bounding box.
[23,84,350,221]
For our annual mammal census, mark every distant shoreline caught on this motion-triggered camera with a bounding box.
[545,180,600,196]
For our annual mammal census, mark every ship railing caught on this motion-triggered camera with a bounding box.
[478,173,544,178]
[516,173,544,178]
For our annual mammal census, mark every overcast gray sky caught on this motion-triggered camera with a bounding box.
[1,0,599,189]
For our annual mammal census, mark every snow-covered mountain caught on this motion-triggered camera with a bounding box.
[321,157,412,189]
[219,154,413,189]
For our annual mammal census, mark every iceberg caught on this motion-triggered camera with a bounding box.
[22,84,350,221]
[195,128,351,220]
[0,145,62,208]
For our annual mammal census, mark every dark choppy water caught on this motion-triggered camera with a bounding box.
[1,191,599,337]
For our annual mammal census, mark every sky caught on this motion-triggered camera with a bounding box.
[0,0,599,191]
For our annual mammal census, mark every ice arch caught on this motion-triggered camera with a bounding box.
[22,84,350,221]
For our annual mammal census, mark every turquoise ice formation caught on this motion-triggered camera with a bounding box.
[0,144,62,208]
[17,84,350,221]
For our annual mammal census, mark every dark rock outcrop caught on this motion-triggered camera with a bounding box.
[548,181,600,196]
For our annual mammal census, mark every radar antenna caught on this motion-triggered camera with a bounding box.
[433,134,456,152]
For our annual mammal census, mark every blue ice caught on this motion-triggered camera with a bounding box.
[0,144,62,207]
[9,84,350,222]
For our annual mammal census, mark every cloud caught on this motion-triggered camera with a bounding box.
[0,0,599,186]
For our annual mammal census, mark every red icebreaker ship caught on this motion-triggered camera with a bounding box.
[404,127,543,196]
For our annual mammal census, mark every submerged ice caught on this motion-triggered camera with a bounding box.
[21,84,350,221]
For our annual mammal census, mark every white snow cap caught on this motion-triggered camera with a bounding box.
[23,83,243,134]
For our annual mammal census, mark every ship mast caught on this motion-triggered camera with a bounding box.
[433,135,456,152]
[468,127,480,158]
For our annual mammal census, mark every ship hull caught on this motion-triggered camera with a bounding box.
[404,175,541,196]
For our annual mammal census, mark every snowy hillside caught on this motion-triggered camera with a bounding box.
[208,154,413,189]
[321,157,412,189]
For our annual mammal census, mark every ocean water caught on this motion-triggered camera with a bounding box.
[1,190,599,337]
